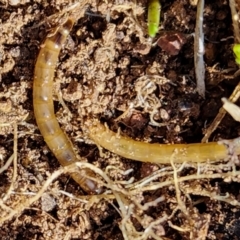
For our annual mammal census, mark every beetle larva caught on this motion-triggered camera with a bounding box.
[89,121,240,163]
[33,18,102,194]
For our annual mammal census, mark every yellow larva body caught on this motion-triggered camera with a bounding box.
[89,121,240,163]
[33,18,102,194]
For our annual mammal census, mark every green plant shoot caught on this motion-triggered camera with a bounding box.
[233,43,240,65]
[148,0,161,38]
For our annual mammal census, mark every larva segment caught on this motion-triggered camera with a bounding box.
[89,122,240,164]
[33,18,102,194]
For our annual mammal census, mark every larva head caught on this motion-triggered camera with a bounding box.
[233,44,240,65]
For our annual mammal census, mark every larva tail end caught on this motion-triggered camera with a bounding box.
[71,172,104,195]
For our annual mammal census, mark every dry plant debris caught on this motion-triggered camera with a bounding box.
[202,0,240,142]
[1,0,240,239]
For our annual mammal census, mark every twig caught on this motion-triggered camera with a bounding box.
[229,0,240,43]
[194,0,205,98]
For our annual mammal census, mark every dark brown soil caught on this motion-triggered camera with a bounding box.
[1,0,240,239]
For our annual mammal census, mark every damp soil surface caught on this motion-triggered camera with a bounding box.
[1,0,240,239]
